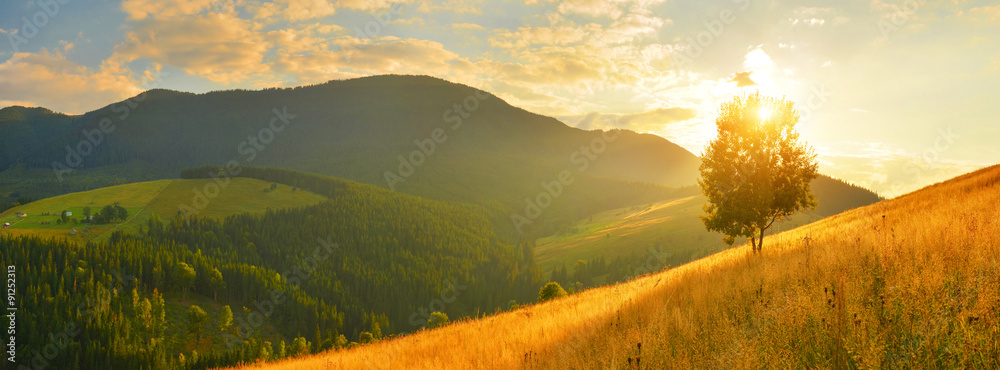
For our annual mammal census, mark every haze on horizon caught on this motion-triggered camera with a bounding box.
[1,0,997,196]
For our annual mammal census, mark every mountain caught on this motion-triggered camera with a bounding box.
[0,75,696,191]
[0,75,878,236]
[256,164,999,369]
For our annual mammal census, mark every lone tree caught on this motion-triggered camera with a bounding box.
[537,282,568,303]
[699,91,818,253]
[427,312,449,329]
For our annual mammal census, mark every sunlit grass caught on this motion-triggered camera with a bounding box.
[231,164,1000,369]
[0,178,327,243]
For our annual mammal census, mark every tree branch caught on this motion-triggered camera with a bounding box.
[763,214,779,231]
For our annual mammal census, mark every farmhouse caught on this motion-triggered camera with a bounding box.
[2,223,9,229]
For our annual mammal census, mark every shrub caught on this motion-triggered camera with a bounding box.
[427,312,449,329]
[538,282,568,303]
[359,331,374,344]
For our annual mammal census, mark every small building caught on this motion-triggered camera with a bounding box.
[15,212,26,218]
[2,223,9,228]
[69,229,77,236]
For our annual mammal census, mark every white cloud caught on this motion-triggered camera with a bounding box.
[0,48,143,114]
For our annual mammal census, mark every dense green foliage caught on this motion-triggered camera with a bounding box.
[1,167,541,368]
[89,204,129,224]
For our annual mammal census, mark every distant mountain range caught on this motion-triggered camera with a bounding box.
[0,75,880,234]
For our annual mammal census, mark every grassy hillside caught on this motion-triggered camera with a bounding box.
[534,175,879,282]
[251,164,999,369]
[0,178,326,243]
[533,195,820,279]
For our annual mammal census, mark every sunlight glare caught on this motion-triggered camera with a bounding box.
[758,107,772,121]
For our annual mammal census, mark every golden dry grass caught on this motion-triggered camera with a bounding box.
[228,164,1000,369]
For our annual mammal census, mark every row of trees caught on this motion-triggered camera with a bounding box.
[87,204,129,224]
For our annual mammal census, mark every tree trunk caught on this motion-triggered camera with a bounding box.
[750,237,758,254]
[758,229,765,253]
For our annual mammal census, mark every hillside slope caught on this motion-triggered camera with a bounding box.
[0,76,697,202]
[251,164,999,369]
[0,75,881,236]
[0,178,327,243]
[533,175,882,279]
[0,168,540,369]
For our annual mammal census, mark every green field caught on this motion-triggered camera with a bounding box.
[0,178,327,243]
[533,195,822,277]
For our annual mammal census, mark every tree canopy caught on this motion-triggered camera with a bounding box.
[698,91,819,253]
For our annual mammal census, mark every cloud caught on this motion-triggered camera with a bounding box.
[558,0,626,19]
[265,23,343,54]
[730,71,756,87]
[489,13,666,49]
[619,107,697,130]
[563,107,697,132]
[791,18,826,27]
[113,13,271,84]
[416,0,482,15]
[121,0,215,20]
[490,25,591,49]
[741,46,775,87]
[249,0,338,22]
[0,48,143,114]
[337,0,409,12]
[966,5,1000,24]
[275,37,471,85]
[788,7,832,27]
[817,144,989,198]
[392,17,426,26]
[494,50,604,85]
[452,23,485,31]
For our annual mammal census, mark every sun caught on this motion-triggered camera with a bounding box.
[758,107,772,121]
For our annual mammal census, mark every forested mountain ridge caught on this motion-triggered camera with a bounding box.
[0,75,697,193]
[0,166,538,369]
[0,75,881,236]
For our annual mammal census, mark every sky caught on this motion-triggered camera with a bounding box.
[1,0,998,197]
